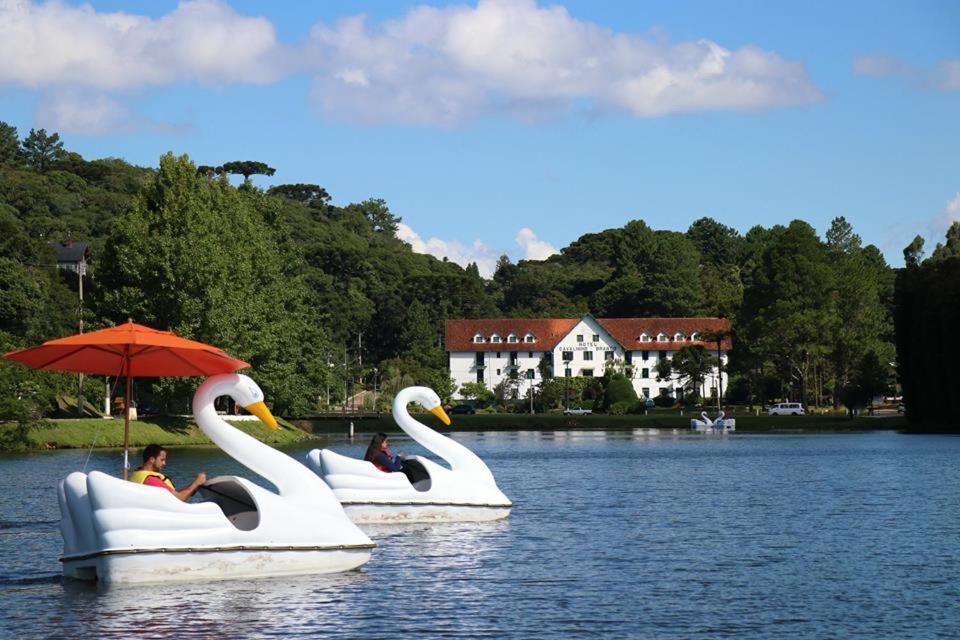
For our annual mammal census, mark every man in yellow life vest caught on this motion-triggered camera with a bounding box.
[130,444,206,501]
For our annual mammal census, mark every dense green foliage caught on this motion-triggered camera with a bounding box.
[0,121,916,425]
[894,243,960,432]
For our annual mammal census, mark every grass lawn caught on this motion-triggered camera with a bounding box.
[0,415,314,452]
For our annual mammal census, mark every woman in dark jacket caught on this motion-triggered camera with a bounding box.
[364,432,405,472]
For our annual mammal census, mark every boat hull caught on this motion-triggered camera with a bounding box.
[342,502,511,524]
[62,546,373,584]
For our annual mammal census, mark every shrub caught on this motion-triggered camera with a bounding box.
[609,401,632,415]
[653,394,675,408]
[602,374,637,410]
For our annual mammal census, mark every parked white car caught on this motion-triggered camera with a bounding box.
[563,407,592,415]
[768,402,805,416]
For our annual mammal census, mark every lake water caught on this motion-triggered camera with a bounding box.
[1,430,958,639]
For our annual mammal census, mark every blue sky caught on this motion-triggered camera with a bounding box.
[1,0,958,275]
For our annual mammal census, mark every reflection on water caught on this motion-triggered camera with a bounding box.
[1,432,959,638]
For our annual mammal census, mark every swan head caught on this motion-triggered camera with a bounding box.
[225,373,278,430]
[400,387,451,426]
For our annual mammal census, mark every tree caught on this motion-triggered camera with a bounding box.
[196,165,222,177]
[0,121,19,165]
[267,183,331,206]
[96,152,326,415]
[655,357,673,382]
[601,373,637,411]
[930,221,960,263]
[737,221,835,405]
[459,381,494,407]
[903,235,925,267]
[670,345,717,398]
[699,327,731,408]
[21,128,65,173]
[686,217,745,267]
[220,160,276,182]
[348,198,400,235]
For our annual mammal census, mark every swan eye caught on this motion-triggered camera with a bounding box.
[246,384,262,401]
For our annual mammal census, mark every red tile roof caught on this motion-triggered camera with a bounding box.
[597,318,732,351]
[445,317,732,352]
[445,319,578,352]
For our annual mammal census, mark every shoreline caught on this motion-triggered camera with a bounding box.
[1,413,915,452]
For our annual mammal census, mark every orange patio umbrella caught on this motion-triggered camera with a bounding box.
[4,320,249,478]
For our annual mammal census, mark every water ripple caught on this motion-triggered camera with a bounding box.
[0,433,957,638]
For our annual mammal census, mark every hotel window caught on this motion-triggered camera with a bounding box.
[625,351,633,364]
[657,333,668,342]
[565,368,572,377]
[475,352,484,366]
[582,369,594,377]
[659,351,668,360]
[528,351,534,358]
[476,370,483,383]
[642,368,649,379]
[583,351,593,361]
[507,333,518,343]
[642,387,650,398]
[592,334,599,342]
[674,332,684,341]
[496,352,501,358]
[526,369,535,380]
[473,333,485,343]
[640,333,650,343]
[496,369,501,375]
[690,332,699,341]
[562,351,574,361]
[491,334,501,343]
[576,334,584,343]
[524,333,536,343]
[604,351,614,361]
[642,350,650,361]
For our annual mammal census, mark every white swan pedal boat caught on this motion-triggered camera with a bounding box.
[58,374,374,584]
[307,387,512,523]
[690,410,736,432]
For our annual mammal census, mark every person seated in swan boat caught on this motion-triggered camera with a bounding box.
[363,432,432,487]
[130,444,206,502]
[364,433,406,473]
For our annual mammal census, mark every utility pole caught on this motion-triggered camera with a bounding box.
[77,254,85,416]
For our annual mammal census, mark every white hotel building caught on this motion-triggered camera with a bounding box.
[446,315,732,400]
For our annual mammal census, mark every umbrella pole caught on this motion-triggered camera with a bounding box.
[123,373,131,480]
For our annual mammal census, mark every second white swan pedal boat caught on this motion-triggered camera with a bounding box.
[307,387,512,523]
[57,374,374,584]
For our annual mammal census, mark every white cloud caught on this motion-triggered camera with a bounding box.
[515,227,558,260]
[308,0,822,124]
[938,59,960,91]
[396,222,500,277]
[854,53,960,93]
[942,192,960,226]
[852,54,906,77]
[1,0,823,127]
[0,0,285,90]
[35,91,133,135]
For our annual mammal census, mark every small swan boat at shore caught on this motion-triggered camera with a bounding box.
[307,386,512,523]
[58,374,374,584]
[691,410,736,432]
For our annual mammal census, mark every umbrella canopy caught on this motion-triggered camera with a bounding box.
[4,320,249,478]
[4,321,249,377]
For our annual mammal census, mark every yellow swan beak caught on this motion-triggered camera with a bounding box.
[431,405,451,426]
[244,401,278,430]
